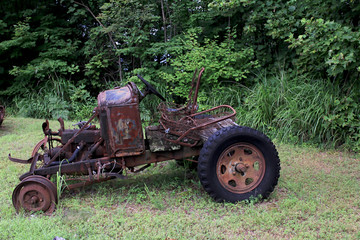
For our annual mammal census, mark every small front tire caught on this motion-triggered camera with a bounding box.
[12,175,57,215]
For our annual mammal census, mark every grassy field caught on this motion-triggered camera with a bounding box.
[0,117,359,240]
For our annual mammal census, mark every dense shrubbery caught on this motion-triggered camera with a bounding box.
[1,0,359,150]
[192,71,360,151]
[13,79,96,121]
[238,73,360,151]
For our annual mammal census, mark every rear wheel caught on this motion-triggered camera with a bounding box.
[198,126,280,202]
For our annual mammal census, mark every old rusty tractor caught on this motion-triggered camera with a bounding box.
[9,68,280,214]
[0,105,4,126]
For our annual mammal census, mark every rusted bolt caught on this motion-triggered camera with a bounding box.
[235,163,247,173]
[31,196,38,204]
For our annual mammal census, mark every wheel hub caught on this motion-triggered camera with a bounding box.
[31,195,40,204]
[216,143,266,194]
[235,163,248,175]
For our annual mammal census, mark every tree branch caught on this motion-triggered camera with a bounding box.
[74,1,123,82]
[160,0,167,43]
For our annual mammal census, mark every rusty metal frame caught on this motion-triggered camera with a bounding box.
[45,112,98,167]
[12,141,200,186]
[31,146,200,176]
[8,67,243,215]
[159,105,236,147]
[158,67,236,146]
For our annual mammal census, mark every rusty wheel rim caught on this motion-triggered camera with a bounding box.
[18,184,51,212]
[216,143,266,194]
[21,175,58,201]
[31,137,48,158]
[12,176,57,215]
[31,137,62,169]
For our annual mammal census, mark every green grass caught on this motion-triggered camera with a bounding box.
[0,117,359,239]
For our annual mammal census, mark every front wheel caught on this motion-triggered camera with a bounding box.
[197,126,280,202]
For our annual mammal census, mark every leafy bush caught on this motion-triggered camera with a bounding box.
[323,94,360,151]
[69,84,97,121]
[15,90,70,120]
[14,78,96,121]
[160,28,258,100]
[286,18,360,78]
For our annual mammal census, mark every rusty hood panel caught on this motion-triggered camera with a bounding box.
[97,82,145,157]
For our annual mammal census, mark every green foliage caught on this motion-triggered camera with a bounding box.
[158,28,258,101]
[56,162,68,203]
[1,0,360,151]
[0,2,82,96]
[2,0,360,89]
[323,95,360,151]
[69,84,98,120]
[287,18,360,77]
[209,0,360,80]
[234,71,360,151]
[14,78,96,120]
[15,92,70,120]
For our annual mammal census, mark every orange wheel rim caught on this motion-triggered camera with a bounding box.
[216,143,266,194]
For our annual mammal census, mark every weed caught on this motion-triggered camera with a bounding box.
[144,183,165,210]
[56,161,68,203]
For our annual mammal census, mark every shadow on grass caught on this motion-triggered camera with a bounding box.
[0,120,15,137]
[62,162,200,200]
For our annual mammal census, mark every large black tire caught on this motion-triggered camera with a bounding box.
[197,126,280,202]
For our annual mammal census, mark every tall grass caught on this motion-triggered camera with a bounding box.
[201,71,360,151]
[13,78,96,121]
[241,72,336,143]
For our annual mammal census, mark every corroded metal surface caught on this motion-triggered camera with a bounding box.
[61,129,101,144]
[197,118,238,142]
[146,125,181,152]
[98,82,145,157]
[157,68,236,146]
[216,143,265,194]
[12,175,57,215]
[159,104,236,146]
